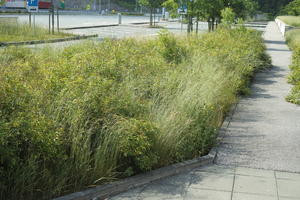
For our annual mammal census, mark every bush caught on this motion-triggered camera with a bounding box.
[284,27,300,104]
[0,27,269,199]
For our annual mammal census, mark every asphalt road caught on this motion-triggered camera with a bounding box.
[3,14,150,28]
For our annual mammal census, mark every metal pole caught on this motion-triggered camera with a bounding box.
[99,0,102,12]
[57,8,59,32]
[33,12,36,35]
[49,10,51,34]
[29,12,32,27]
[118,13,122,24]
[181,14,183,32]
[52,5,54,34]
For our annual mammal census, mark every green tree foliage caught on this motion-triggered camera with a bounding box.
[164,0,256,32]
[139,0,165,26]
[221,7,235,27]
[283,0,300,16]
[256,0,293,15]
[0,0,6,6]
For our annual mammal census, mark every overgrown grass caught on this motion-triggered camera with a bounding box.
[0,22,72,42]
[278,16,300,27]
[285,29,300,104]
[0,27,269,200]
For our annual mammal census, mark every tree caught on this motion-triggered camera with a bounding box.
[139,0,165,26]
[0,0,6,6]
[221,7,235,27]
[283,0,300,15]
[224,0,258,18]
[256,0,293,16]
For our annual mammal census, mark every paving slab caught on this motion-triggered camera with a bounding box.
[232,193,277,200]
[277,179,300,199]
[276,171,300,180]
[184,189,231,200]
[233,175,277,196]
[190,171,234,192]
[235,167,275,178]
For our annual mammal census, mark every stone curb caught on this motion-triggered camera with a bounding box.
[0,35,98,47]
[61,24,119,30]
[54,155,214,200]
[210,102,238,163]
[60,20,180,30]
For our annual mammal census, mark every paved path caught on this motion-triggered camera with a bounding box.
[109,22,300,200]
[109,165,300,200]
[216,22,300,172]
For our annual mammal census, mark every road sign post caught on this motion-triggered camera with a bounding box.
[27,0,39,12]
[27,0,39,34]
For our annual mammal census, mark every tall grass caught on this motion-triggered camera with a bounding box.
[278,16,300,27]
[0,27,269,199]
[0,22,72,42]
[285,29,300,104]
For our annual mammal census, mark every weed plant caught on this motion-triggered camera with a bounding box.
[0,22,72,42]
[285,29,300,104]
[0,27,269,199]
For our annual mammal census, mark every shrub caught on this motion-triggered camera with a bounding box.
[0,27,269,199]
[284,27,300,104]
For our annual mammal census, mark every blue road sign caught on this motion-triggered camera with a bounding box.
[27,0,39,7]
[27,0,39,12]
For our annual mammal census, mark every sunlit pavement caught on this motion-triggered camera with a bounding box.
[109,164,300,200]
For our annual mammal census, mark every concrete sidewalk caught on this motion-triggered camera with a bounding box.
[109,22,300,200]
[109,165,300,200]
[216,22,300,172]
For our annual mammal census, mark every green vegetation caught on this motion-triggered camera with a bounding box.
[139,0,164,26]
[282,0,300,15]
[0,22,72,43]
[278,16,300,27]
[284,28,300,104]
[0,27,269,199]
[278,16,300,104]
[257,0,293,16]
[221,7,236,26]
[163,0,257,32]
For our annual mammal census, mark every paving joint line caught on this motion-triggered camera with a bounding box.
[230,167,237,200]
[274,171,280,200]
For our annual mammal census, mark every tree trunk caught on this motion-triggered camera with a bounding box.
[188,15,193,33]
[150,8,153,26]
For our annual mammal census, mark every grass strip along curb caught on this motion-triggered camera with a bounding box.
[0,34,98,47]
[276,17,300,104]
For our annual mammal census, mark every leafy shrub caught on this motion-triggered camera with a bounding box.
[0,27,269,199]
[284,28,300,104]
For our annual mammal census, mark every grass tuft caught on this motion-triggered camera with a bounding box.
[0,22,72,42]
